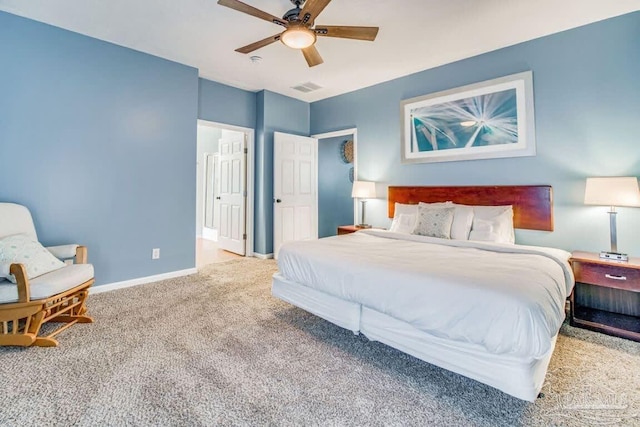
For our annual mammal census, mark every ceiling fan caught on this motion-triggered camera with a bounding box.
[217,0,379,67]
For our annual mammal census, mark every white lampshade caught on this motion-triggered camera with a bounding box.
[352,181,377,199]
[280,27,316,49]
[584,177,640,207]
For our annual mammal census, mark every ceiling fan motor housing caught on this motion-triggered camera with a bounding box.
[283,7,302,23]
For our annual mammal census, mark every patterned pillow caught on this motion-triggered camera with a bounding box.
[0,234,65,283]
[412,206,455,239]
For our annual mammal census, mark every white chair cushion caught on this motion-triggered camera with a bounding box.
[0,234,66,283]
[0,264,94,303]
[0,203,38,240]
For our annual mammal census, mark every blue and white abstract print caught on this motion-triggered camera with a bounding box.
[401,71,536,164]
[411,88,517,152]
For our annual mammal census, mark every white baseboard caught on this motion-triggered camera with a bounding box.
[91,268,198,294]
[253,252,274,260]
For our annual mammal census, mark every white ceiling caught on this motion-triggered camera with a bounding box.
[1,0,638,102]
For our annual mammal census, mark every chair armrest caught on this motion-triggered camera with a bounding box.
[76,246,88,264]
[46,244,79,260]
[9,263,30,303]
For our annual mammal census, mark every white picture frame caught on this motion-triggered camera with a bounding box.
[401,71,536,164]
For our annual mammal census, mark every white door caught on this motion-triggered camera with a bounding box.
[203,153,215,230]
[274,132,318,258]
[217,135,246,255]
[212,153,220,232]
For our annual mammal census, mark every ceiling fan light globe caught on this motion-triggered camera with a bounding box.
[281,27,316,49]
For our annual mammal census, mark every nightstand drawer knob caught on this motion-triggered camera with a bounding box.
[605,274,627,281]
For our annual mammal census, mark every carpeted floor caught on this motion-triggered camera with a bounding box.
[1,258,639,426]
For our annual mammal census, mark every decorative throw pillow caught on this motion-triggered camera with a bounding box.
[0,234,65,283]
[391,202,452,233]
[418,202,474,240]
[412,206,455,239]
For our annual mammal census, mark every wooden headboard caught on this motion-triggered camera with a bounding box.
[388,185,553,231]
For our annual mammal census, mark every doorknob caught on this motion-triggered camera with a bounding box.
[216,196,221,200]
[275,198,282,203]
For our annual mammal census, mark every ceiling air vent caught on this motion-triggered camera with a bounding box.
[291,82,323,93]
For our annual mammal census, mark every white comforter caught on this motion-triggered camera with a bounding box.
[277,230,574,359]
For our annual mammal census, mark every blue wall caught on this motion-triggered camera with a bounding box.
[318,136,354,237]
[254,90,310,255]
[311,12,640,256]
[198,78,256,129]
[0,11,199,286]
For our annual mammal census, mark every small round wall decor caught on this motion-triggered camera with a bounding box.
[340,140,354,164]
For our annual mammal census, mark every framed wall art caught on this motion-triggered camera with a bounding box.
[400,71,536,164]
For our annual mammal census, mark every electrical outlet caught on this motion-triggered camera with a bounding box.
[152,248,160,259]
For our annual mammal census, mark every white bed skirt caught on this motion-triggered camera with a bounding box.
[272,273,360,333]
[272,273,556,402]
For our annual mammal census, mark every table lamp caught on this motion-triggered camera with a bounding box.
[352,181,377,228]
[584,176,640,261]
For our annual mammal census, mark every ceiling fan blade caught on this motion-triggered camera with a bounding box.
[315,26,379,41]
[299,0,332,25]
[235,34,282,54]
[217,0,288,27]
[302,45,324,67]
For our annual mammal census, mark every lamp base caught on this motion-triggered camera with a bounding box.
[355,224,372,229]
[599,251,629,262]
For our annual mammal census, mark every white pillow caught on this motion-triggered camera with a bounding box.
[469,204,513,220]
[466,206,515,244]
[389,213,417,234]
[412,206,455,239]
[468,218,500,242]
[418,202,474,240]
[389,203,418,233]
[393,202,419,216]
[0,234,66,283]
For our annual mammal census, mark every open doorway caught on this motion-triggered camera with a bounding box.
[196,120,255,267]
[313,128,358,237]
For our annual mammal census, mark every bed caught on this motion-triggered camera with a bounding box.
[272,185,574,401]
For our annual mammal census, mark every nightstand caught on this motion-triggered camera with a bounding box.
[337,225,367,235]
[570,251,640,342]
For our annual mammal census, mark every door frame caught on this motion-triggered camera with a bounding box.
[311,128,358,226]
[197,119,255,257]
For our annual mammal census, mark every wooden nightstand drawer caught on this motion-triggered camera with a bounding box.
[573,262,640,292]
[570,251,640,342]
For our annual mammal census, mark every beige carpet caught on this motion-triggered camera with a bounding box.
[0,258,639,426]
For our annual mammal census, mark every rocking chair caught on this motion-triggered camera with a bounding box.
[0,203,94,347]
